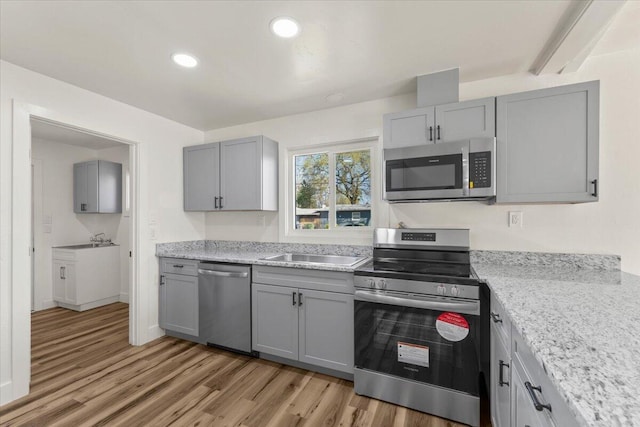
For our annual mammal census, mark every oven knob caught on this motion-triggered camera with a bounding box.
[379,279,387,290]
[450,286,460,296]
[367,279,375,289]
[437,285,446,295]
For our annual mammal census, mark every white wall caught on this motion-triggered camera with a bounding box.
[0,60,205,405]
[204,48,640,275]
[99,144,131,303]
[31,140,130,311]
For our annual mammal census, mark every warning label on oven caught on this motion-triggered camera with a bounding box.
[436,312,470,342]
[397,341,429,368]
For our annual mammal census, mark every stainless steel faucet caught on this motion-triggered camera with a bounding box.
[90,233,106,244]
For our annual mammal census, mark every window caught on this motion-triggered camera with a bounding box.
[292,143,372,231]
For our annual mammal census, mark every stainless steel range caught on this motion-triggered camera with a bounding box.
[354,228,482,427]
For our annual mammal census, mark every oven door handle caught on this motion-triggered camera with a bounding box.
[354,290,480,316]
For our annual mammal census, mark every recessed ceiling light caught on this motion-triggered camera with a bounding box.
[171,53,198,68]
[270,17,300,38]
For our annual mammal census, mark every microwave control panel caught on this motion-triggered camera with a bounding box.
[469,151,491,189]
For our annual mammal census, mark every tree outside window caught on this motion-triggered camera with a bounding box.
[294,149,371,230]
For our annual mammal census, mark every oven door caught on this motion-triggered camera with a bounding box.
[383,140,469,201]
[354,290,480,396]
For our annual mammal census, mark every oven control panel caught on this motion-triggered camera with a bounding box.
[354,276,479,300]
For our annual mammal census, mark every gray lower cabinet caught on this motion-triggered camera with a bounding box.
[159,258,199,337]
[251,267,354,374]
[298,289,354,372]
[490,322,511,427]
[496,81,599,203]
[512,359,554,427]
[383,97,496,149]
[74,160,122,213]
[183,135,278,211]
[252,283,299,359]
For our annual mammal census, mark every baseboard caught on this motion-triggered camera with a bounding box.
[40,299,56,310]
[0,380,13,406]
[119,292,129,304]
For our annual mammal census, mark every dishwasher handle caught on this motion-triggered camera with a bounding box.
[198,269,249,278]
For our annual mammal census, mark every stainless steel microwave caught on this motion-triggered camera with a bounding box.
[383,138,496,202]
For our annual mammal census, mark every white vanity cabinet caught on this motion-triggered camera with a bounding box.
[52,245,121,311]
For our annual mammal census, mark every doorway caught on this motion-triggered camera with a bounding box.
[29,119,134,315]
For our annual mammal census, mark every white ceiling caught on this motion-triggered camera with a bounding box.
[30,119,126,150]
[0,1,634,131]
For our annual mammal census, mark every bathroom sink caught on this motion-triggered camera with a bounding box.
[261,253,366,267]
[55,243,117,249]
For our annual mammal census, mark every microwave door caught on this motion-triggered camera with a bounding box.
[385,153,465,201]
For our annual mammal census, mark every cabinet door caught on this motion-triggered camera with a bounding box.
[97,161,122,213]
[52,261,67,302]
[220,137,262,210]
[184,143,219,211]
[383,106,436,149]
[161,273,199,336]
[497,81,599,203]
[73,163,87,213]
[85,160,99,213]
[251,283,298,360]
[435,97,495,143]
[298,289,354,373]
[512,363,555,427]
[491,323,511,427]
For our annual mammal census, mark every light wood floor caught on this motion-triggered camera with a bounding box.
[0,303,490,426]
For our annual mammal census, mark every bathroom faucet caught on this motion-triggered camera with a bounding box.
[90,233,106,244]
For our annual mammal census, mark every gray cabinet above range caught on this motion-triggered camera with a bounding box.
[183,135,278,211]
[73,160,122,213]
[383,97,495,149]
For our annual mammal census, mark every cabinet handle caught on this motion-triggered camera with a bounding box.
[60,266,65,279]
[219,196,224,209]
[437,125,441,140]
[429,126,433,141]
[490,312,503,323]
[81,203,86,212]
[214,196,219,209]
[298,292,303,306]
[591,179,598,197]
[292,291,297,306]
[160,275,165,286]
[525,381,552,412]
[173,264,184,268]
[498,360,509,387]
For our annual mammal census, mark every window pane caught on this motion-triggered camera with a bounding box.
[294,153,330,229]
[335,150,371,227]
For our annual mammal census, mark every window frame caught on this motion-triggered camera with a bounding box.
[285,137,378,239]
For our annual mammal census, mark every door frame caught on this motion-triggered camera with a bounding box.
[9,100,142,401]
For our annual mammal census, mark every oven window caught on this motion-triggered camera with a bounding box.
[386,154,462,192]
[355,300,479,396]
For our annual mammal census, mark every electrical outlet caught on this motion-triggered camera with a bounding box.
[509,211,523,228]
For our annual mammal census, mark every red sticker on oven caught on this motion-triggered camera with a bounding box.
[436,312,469,342]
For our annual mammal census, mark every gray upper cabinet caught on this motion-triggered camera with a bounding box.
[383,97,495,148]
[74,160,122,213]
[183,135,278,211]
[435,97,495,143]
[383,106,436,149]
[184,143,219,211]
[496,81,599,203]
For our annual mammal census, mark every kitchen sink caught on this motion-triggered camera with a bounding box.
[55,243,118,249]
[261,253,366,266]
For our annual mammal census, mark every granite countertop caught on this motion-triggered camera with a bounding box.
[156,240,372,272]
[473,257,640,427]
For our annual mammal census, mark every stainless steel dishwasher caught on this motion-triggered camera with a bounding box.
[198,262,252,354]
